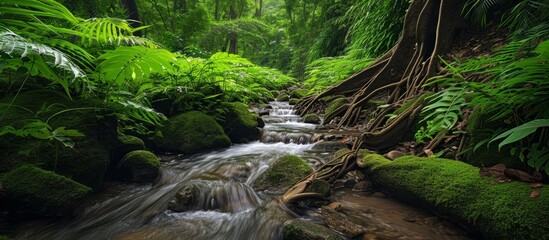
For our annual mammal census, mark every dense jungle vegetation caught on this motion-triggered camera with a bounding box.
[0,0,548,239]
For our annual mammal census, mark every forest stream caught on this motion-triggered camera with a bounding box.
[14,102,472,240]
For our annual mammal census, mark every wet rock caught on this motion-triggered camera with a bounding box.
[384,150,405,160]
[303,114,321,124]
[168,184,200,212]
[258,109,270,116]
[327,202,342,211]
[371,192,386,198]
[289,89,308,99]
[343,179,357,188]
[283,219,343,240]
[253,155,313,193]
[312,141,348,151]
[352,180,373,192]
[320,206,366,237]
[311,133,324,142]
[117,150,160,182]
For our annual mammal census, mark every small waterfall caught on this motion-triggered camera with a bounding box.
[260,101,315,144]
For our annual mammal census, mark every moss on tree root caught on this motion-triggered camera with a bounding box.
[359,154,549,240]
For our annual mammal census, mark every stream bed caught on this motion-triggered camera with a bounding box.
[14,101,474,240]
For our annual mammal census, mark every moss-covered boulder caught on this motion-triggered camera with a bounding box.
[359,154,549,240]
[117,150,160,182]
[221,102,263,143]
[112,134,145,166]
[155,111,231,154]
[324,98,349,119]
[0,165,91,216]
[276,93,290,101]
[283,219,343,240]
[253,155,313,193]
[303,114,321,124]
[289,89,308,99]
[289,98,300,105]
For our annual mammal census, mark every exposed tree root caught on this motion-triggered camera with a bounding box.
[285,0,465,206]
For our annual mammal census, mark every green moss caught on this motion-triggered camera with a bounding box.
[221,102,261,143]
[1,165,91,215]
[361,155,549,240]
[305,179,330,197]
[289,89,309,99]
[113,134,145,164]
[324,98,348,118]
[289,98,299,105]
[120,150,160,168]
[276,93,290,101]
[117,150,160,182]
[254,155,313,192]
[303,114,321,124]
[155,111,231,154]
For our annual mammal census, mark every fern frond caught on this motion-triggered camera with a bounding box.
[95,46,176,85]
[77,18,154,47]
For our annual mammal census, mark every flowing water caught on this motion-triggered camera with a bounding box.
[14,101,473,240]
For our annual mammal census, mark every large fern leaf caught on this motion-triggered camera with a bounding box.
[95,46,176,85]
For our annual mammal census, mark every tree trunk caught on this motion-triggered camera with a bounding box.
[120,0,142,36]
[214,0,220,21]
[228,5,238,54]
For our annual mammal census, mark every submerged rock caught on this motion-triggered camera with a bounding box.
[0,165,91,216]
[168,184,200,212]
[283,219,343,240]
[154,111,231,154]
[117,150,160,182]
[253,155,313,193]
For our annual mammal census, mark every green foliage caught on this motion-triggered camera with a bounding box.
[416,79,468,143]
[418,31,549,173]
[463,0,549,31]
[342,0,410,58]
[303,56,372,94]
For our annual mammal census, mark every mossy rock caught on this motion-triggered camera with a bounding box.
[283,219,343,240]
[117,150,160,182]
[303,114,321,124]
[0,165,91,216]
[289,98,300,105]
[276,93,290,101]
[155,111,231,154]
[360,154,549,240]
[463,108,520,168]
[289,89,309,99]
[112,134,145,166]
[324,98,349,118]
[0,236,10,240]
[305,179,331,197]
[221,102,262,143]
[253,155,313,193]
